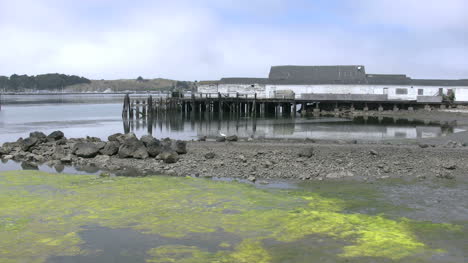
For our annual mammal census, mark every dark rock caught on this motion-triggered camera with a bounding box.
[21,137,39,151]
[298,147,314,158]
[86,136,102,142]
[226,135,238,142]
[118,138,148,159]
[158,151,179,164]
[418,143,429,148]
[108,133,124,142]
[99,141,120,156]
[204,152,216,159]
[21,161,39,170]
[161,138,172,148]
[198,136,207,142]
[216,136,226,142]
[140,135,156,147]
[29,131,47,143]
[60,155,73,164]
[442,163,456,170]
[73,143,100,158]
[95,142,106,150]
[146,140,164,157]
[173,140,187,154]
[0,144,13,156]
[55,138,67,145]
[47,131,64,141]
[54,164,65,173]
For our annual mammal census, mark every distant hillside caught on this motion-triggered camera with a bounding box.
[0,74,195,93]
[0,74,91,92]
[64,78,194,93]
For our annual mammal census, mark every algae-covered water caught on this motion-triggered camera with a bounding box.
[0,171,466,263]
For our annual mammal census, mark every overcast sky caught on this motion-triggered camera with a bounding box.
[1,0,467,80]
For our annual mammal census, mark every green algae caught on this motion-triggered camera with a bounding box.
[0,170,463,263]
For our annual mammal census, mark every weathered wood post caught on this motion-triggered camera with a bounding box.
[236,92,240,117]
[135,100,140,118]
[253,93,257,117]
[191,93,195,113]
[129,100,134,119]
[218,92,222,114]
[147,96,153,117]
[142,99,147,117]
[292,101,297,117]
[122,94,130,119]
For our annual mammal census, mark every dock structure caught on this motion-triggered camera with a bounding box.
[121,91,454,122]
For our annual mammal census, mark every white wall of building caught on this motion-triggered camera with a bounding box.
[454,87,468,102]
[199,83,468,102]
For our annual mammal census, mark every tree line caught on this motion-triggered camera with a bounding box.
[0,74,91,92]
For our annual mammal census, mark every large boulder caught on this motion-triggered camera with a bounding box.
[47,131,64,141]
[173,140,187,154]
[147,140,164,157]
[99,141,120,156]
[29,131,47,143]
[73,143,100,158]
[140,135,156,147]
[20,137,39,152]
[158,151,179,164]
[0,143,15,156]
[108,133,124,142]
[95,142,106,150]
[118,138,148,159]
[108,132,136,144]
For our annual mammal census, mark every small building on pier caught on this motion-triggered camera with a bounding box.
[197,65,468,103]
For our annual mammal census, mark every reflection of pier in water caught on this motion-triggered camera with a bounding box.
[122,113,458,140]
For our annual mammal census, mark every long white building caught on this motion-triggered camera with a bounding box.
[198,65,468,103]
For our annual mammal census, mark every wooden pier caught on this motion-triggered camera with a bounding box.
[122,92,453,121]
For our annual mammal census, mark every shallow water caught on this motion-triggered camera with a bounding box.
[0,169,466,263]
[0,94,463,143]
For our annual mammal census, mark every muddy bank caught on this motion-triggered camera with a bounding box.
[1,128,466,182]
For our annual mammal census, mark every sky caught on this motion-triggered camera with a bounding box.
[0,0,467,80]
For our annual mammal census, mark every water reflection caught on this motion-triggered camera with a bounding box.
[124,112,459,140]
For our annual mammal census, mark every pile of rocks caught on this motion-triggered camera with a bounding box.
[0,131,187,166]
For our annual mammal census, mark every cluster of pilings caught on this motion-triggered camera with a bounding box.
[122,93,455,122]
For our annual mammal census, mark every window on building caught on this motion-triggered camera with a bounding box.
[418,89,424,95]
[396,88,408,95]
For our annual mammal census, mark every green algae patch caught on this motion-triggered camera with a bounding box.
[0,170,461,262]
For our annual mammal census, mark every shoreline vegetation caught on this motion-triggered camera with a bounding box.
[0,74,193,93]
[1,170,463,262]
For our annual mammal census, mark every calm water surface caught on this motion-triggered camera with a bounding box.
[0,94,464,143]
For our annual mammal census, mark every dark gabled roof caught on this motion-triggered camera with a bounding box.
[219,78,269,84]
[366,74,411,85]
[200,65,468,87]
[410,79,468,86]
[268,65,368,84]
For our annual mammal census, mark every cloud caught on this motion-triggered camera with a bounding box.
[353,0,468,31]
[0,0,467,80]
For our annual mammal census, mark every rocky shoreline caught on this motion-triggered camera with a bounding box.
[1,128,467,182]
